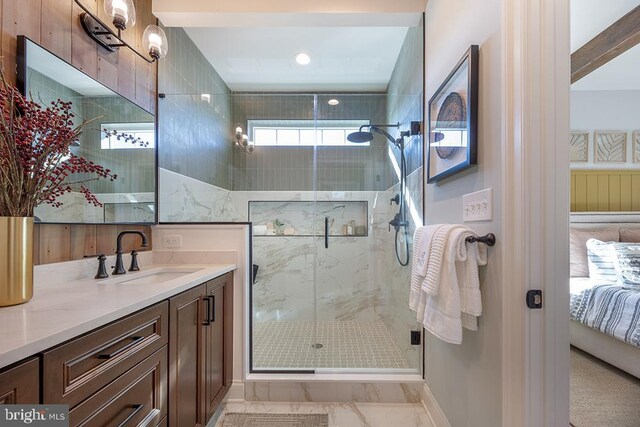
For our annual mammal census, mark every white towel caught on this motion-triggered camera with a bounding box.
[410,224,448,321]
[413,225,488,344]
[456,236,487,331]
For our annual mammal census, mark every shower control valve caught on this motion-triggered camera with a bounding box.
[390,194,400,205]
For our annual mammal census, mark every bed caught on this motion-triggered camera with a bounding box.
[569,213,640,378]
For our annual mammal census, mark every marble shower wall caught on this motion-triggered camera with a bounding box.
[373,167,424,370]
[159,168,382,322]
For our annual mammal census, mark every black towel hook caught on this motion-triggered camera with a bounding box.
[465,233,496,247]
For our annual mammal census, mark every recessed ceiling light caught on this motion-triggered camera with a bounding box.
[295,52,311,65]
[328,99,340,106]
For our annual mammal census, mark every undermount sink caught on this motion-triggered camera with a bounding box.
[99,267,204,286]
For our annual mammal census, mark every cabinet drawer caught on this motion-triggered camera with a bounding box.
[44,302,168,407]
[69,348,167,427]
[0,358,39,404]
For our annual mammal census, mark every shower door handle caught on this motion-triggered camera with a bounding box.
[324,216,329,249]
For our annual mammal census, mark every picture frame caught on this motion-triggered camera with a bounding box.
[427,45,479,183]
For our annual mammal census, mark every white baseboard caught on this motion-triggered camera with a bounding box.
[422,382,451,427]
[226,380,245,403]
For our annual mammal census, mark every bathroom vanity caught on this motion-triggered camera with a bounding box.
[0,263,234,427]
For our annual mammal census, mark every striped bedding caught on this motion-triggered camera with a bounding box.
[570,278,640,348]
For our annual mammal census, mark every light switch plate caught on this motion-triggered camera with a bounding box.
[463,188,493,222]
[162,235,182,248]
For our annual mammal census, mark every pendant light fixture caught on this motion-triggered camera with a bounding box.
[75,0,168,63]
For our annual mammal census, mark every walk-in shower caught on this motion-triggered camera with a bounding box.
[157,17,425,376]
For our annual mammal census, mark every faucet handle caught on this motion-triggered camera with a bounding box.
[129,251,140,272]
[95,254,109,279]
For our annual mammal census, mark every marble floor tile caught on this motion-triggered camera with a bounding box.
[214,401,434,427]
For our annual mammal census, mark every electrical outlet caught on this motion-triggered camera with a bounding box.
[463,188,493,222]
[162,235,182,248]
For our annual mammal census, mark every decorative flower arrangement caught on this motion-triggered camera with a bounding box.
[0,68,144,217]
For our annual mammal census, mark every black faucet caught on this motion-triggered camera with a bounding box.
[113,231,148,275]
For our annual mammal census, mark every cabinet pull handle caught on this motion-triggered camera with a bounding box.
[209,295,215,322]
[116,404,144,427]
[202,296,211,325]
[97,336,144,360]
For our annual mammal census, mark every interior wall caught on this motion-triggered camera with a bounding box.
[158,27,234,189]
[1,0,158,265]
[231,93,389,192]
[424,0,503,426]
[570,90,640,169]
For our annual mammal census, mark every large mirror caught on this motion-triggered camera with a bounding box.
[17,36,156,224]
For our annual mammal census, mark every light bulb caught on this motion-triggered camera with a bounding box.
[235,126,243,135]
[104,0,135,30]
[142,25,168,61]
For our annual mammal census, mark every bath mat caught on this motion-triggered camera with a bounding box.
[222,413,329,427]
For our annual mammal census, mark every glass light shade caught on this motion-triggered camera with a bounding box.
[143,25,168,61]
[104,0,136,30]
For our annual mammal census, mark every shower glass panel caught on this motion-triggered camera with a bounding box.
[312,93,424,373]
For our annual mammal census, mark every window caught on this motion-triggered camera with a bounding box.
[249,120,369,147]
[101,123,155,149]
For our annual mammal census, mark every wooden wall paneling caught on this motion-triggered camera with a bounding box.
[1,0,43,83]
[585,174,598,211]
[41,0,72,59]
[38,224,72,264]
[134,0,156,113]
[97,55,119,91]
[596,175,609,211]
[33,222,40,265]
[94,224,118,255]
[71,0,98,78]
[609,174,621,212]
[620,174,632,211]
[632,175,640,212]
[571,170,640,212]
[70,224,97,258]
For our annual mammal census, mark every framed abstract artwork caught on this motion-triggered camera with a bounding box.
[633,131,640,163]
[594,130,626,163]
[427,45,479,183]
[570,132,589,162]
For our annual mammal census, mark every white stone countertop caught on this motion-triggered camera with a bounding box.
[0,263,236,370]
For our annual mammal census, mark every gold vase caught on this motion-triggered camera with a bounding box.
[0,217,34,306]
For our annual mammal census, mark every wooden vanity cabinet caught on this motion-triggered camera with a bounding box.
[204,273,233,421]
[0,358,39,405]
[169,272,233,426]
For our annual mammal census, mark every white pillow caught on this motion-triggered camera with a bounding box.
[586,239,618,282]
[612,243,640,290]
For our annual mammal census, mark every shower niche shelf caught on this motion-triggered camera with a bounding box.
[249,200,369,237]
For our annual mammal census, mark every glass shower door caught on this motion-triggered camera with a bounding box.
[312,93,421,372]
[246,94,318,372]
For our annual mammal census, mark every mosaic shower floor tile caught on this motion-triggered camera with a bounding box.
[253,321,410,369]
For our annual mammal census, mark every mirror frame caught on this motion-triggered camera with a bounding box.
[16,35,159,225]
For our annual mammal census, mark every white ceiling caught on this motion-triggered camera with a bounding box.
[185,26,411,91]
[571,0,640,91]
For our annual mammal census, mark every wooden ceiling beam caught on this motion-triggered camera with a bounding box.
[571,6,640,83]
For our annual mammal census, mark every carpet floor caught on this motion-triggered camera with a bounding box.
[570,346,640,427]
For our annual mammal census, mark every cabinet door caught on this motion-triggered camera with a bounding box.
[0,358,39,405]
[204,273,233,421]
[169,284,206,427]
